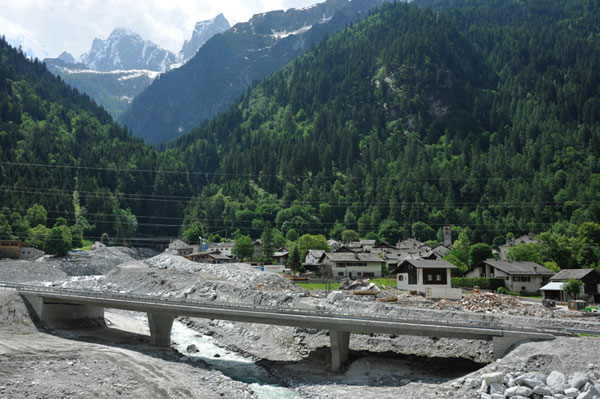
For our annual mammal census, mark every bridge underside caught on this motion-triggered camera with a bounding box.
[21,294,554,372]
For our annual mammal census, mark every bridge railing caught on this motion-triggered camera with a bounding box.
[0,281,576,336]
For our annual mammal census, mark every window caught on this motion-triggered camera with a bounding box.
[398,275,404,281]
[505,276,510,281]
[436,274,441,281]
[338,272,344,276]
[357,272,362,276]
[363,272,375,278]
[427,274,433,281]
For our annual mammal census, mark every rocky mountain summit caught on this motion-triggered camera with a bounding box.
[179,13,230,62]
[121,0,391,144]
[80,27,176,72]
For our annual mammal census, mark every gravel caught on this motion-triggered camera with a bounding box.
[1,249,600,398]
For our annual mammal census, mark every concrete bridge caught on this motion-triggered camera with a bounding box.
[3,282,562,371]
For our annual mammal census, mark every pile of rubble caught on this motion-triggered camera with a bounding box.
[471,365,600,399]
[460,292,528,312]
[433,292,534,314]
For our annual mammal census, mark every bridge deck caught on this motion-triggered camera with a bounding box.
[2,282,567,340]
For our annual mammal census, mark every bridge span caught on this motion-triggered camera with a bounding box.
[2,282,562,371]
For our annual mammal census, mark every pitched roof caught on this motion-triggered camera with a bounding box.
[480,259,554,275]
[550,269,598,281]
[323,252,383,263]
[400,259,457,269]
[272,251,289,257]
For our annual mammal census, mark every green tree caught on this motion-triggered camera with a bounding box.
[577,222,600,245]
[115,208,138,245]
[563,279,584,301]
[261,222,276,260]
[468,243,493,267]
[69,224,84,249]
[286,245,302,275]
[233,235,254,261]
[341,229,360,243]
[0,214,13,240]
[286,229,298,242]
[45,225,72,256]
[412,221,436,242]
[27,224,50,250]
[378,219,400,244]
[25,204,47,227]
[53,217,68,227]
[183,221,205,244]
[297,234,329,261]
[506,243,545,264]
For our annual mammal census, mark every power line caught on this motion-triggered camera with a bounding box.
[2,160,599,181]
[2,184,598,208]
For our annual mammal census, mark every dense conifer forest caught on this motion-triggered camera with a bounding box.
[170,0,600,248]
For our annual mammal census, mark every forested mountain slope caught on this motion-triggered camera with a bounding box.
[0,38,191,243]
[120,0,389,144]
[169,0,600,244]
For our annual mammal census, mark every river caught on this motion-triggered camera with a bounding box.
[171,321,304,399]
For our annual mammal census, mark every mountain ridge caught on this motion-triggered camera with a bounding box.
[120,0,391,145]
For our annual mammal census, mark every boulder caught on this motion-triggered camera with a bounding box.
[327,291,345,303]
[490,382,505,395]
[516,386,534,397]
[533,385,553,396]
[548,372,568,391]
[571,372,589,390]
[576,385,600,399]
[483,372,505,385]
[564,387,580,397]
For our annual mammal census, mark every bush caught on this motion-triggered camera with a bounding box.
[451,277,505,290]
[497,287,508,295]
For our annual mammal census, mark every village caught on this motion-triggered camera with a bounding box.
[2,224,600,309]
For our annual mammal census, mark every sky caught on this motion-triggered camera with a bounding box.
[0,0,321,60]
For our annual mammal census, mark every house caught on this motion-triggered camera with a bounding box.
[187,250,232,264]
[303,249,325,272]
[393,259,461,300]
[319,252,384,279]
[466,259,554,293]
[209,242,235,257]
[498,234,538,260]
[168,239,188,252]
[272,250,289,265]
[0,240,44,260]
[540,269,600,303]
[348,240,376,252]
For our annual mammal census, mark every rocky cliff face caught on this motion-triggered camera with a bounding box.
[80,28,177,72]
[121,0,390,144]
[179,14,231,62]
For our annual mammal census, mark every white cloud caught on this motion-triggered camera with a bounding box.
[0,0,325,60]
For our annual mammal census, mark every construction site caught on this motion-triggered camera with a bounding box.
[1,247,600,398]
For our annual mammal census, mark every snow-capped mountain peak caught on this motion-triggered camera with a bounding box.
[80,27,176,72]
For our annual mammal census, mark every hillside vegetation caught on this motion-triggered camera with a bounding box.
[169,0,600,247]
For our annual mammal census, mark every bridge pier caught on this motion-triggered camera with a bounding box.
[147,312,174,348]
[329,330,350,371]
[492,333,555,360]
[22,294,104,323]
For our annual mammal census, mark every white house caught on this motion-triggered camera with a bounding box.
[393,259,461,300]
[209,242,235,257]
[319,251,383,279]
[466,259,553,293]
